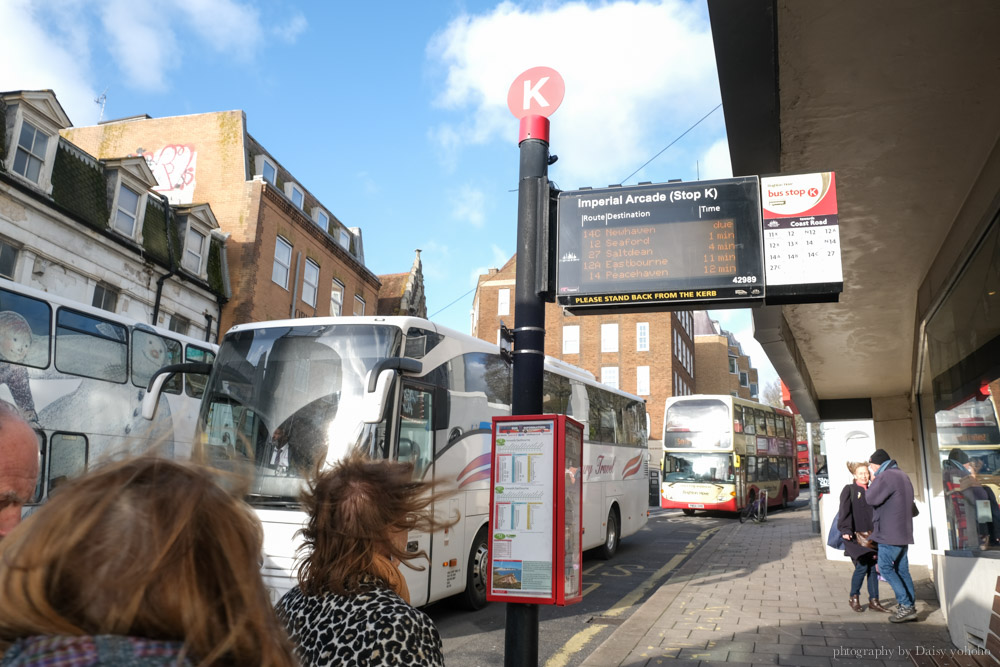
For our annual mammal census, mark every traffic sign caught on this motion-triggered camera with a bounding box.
[507,67,565,119]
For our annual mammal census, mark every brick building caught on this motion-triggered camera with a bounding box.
[1,90,227,339]
[62,109,380,334]
[692,310,759,399]
[470,255,696,448]
[377,250,426,317]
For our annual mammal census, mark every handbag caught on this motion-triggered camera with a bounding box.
[827,514,845,549]
[854,530,874,549]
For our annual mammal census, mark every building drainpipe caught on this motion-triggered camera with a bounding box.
[289,251,302,319]
[151,194,178,328]
[203,313,214,343]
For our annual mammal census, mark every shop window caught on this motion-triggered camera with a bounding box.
[921,217,1000,553]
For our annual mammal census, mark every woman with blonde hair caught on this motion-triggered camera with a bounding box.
[838,460,889,613]
[276,450,456,667]
[0,456,296,666]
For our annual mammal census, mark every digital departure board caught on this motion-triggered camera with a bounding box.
[555,177,764,313]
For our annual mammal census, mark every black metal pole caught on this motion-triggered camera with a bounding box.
[506,121,549,667]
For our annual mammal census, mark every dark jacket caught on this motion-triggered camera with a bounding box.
[865,460,915,545]
[838,482,876,562]
[1,635,191,666]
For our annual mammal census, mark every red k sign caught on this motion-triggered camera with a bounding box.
[507,67,565,119]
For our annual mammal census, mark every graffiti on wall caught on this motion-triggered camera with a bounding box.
[133,145,197,205]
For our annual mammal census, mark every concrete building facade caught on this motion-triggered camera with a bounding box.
[1,90,227,340]
[62,109,379,334]
[709,0,1000,653]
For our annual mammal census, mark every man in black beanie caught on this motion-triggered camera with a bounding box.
[866,448,917,622]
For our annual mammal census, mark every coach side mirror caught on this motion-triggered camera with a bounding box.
[141,362,213,420]
[361,358,422,424]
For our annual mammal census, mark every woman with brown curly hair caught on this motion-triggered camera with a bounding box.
[276,450,457,667]
[0,456,296,666]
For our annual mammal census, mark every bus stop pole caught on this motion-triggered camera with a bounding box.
[506,116,549,667]
[807,424,820,534]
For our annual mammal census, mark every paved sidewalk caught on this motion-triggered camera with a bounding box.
[581,505,957,667]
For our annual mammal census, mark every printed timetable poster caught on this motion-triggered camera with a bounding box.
[489,418,555,602]
[760,172,843,303]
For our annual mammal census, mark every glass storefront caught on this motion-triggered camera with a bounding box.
[919,216,1000,553]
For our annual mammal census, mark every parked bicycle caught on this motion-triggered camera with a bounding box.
[739,489,768,523]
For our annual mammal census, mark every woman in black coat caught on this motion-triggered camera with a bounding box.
[838,461,890,613]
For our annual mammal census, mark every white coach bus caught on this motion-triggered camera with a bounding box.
[146,316,649,609]
[0,278,216,504]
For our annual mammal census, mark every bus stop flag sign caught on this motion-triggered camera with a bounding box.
[508,66,564,143]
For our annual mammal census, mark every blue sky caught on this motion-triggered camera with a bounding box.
[0,0,778,392]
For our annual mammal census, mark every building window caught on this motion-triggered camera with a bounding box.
[302,259,319,307]
[330,279,344,316]
[601,367,619,389]
[168,314,190,336]
[314,209,329,231]
[498,288,510,316]
[13,121,49,184]
[92,283,118,312]
[729,357,738,374]
[260,157,277,185]
[182,227,206,274]
[113,184,141,237]
[740,371,749,387]
[750,382,758,397]
[339,229,351,251]
[636,366,650,396]
[353,295,365,316]
[601,323,618,353]
[0,239,18,279]
[272,236,292,289]
[637,322,649,351]
[289,184,304,209]
[562,325,579,354]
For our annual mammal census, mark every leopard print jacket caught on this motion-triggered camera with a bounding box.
[276,580,445,667]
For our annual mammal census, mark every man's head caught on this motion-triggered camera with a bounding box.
[0,403,39,538]
[868,448,891,477]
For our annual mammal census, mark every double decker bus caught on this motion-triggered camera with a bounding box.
[0,278,216,505]
[660,394,799,515]
[146,316,649,609]
[796,441,810,486]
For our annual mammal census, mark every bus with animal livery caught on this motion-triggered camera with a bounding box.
[0,278,216,504]
[660,394,799,515]
[144,315,649,609]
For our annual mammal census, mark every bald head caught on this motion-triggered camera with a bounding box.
[0,404,39,538]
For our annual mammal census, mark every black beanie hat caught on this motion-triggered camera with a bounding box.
[869,449,891,465]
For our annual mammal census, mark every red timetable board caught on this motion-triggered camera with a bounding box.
[487,415,583,606]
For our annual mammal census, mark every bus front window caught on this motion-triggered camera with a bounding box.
[664,399,731,449]
[664,453,734,483]
[198,323,402,504]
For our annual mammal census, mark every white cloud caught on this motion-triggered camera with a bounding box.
[0,0,101,126]
[467,244,511,286]
[3,0,285,105]
[100,0,179,93]
[176,0,263,59]
[451,185,487,227]
[273,12,308,43]
[700,138,733,180]
[427,1,721,188]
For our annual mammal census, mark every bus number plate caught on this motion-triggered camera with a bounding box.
[688,504,705,509]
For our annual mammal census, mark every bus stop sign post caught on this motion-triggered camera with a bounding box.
[506,66,564,667]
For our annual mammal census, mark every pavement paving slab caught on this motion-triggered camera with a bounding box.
[581,505,956,667]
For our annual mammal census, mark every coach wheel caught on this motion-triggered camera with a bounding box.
[597,507,620,560]
[459,526,489,610]
[682,508,696,516]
